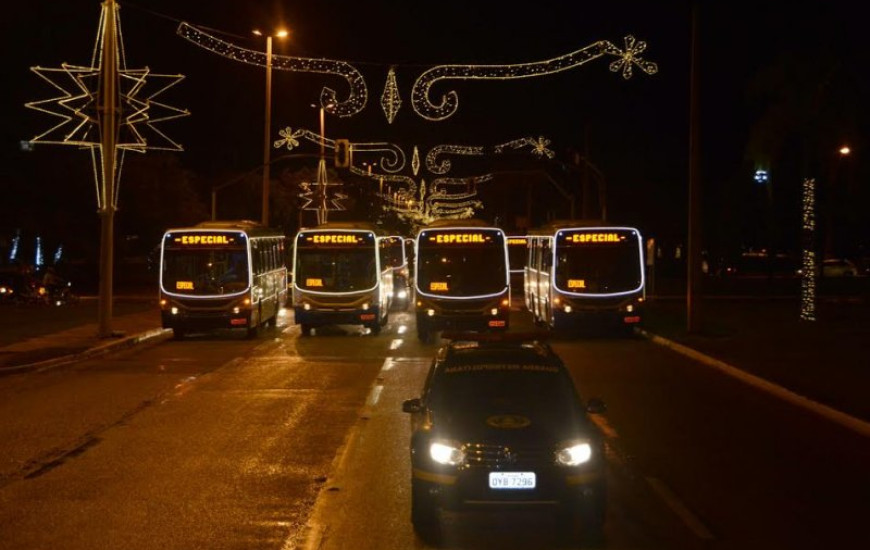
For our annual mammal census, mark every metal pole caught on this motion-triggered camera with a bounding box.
[97,0,118,338]
[261,36,273,226]
[687,0,703,333]
[317,107,327,225]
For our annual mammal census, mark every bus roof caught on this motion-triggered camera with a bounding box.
[419,218,499,230]
[164,220,285,239]
[299,221,385,234]
[528,219,641,235]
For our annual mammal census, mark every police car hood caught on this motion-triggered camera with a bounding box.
[432,405,590,445]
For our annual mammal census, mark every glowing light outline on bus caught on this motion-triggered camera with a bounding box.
[378,235,408,272]
[293,228,382,297]
[506,235,530,275]
[160,229,253,300]
[550,226,645,298]
[414,226,510,301]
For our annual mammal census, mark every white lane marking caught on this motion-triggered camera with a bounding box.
[366,385,384,407]
[389,338,403,350]
[646,476,715,540]
[290,357,432,550]
[640,329,870,439]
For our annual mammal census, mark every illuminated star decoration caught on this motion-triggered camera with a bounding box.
[381,67,402,123]
[412,35,658,121]
[603,35,658,79]
[26,5,188,210]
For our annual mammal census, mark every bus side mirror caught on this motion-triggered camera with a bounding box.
[402,398,422,413]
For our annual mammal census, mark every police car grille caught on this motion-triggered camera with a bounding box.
[463,443,551,467]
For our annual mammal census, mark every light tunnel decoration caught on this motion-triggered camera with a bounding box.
[177,22,367,117]
[411,35,658,121]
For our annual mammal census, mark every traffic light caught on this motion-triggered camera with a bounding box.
[335,139,351,168]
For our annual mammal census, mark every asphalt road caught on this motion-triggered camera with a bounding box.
[0,307,868,549]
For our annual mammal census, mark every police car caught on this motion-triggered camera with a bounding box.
[401,332,607,544]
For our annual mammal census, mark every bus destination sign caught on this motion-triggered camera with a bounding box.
[561,231,628,245]
[172,233,238,246]
[429,232,493,244]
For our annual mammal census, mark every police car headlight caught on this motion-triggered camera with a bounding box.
[555,441,592,466]
[429,441,465,466]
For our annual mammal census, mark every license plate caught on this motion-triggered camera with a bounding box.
[489,472,536,490]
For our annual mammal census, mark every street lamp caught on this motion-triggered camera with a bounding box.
[253,28,288,227]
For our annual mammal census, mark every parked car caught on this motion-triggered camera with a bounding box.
[402,332,607,545]
[822,258,858,277]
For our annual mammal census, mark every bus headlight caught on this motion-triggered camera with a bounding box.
[626,304,634,313]
[490,308,499,316]
[564,305,573,313]
[303,303,311,311]
[232,307,240,314]
[427,309,435,317]
[362,302,370,310]
[170,307,179,315]
[397,289,408,299]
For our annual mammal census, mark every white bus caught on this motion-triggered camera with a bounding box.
[525,221,645,331]
[291,222,393,335]
[414,219,510,342]
[159,220,288,339]
[379,235,412,311]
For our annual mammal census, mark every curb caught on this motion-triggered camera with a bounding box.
[637,328,870,439]
[0,328,173,375]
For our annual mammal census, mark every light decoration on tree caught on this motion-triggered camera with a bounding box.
[800,177,817,321]
[412,35,658,120]
[27,9,188,212]
[381,67,401,123]
[8,231,20,262]
[178,22,656,122]
[34,237,44,268]
[411,146,421,176]
[177,22,367,117]
[53,244,64,265]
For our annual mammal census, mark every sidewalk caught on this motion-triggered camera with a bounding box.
[0,300,169,373]
[641,296,870,427]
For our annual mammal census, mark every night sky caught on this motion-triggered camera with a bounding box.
[2,1,867,261]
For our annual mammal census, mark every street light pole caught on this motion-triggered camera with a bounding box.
[254,28,288,227]
[261,35,273,227]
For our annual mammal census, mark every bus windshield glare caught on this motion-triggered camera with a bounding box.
[554,230,642,293]
[295,232,378,292]
[417,231,507,297]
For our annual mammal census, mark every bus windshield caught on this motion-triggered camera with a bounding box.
[417,232,507,297]
[162,249,250,295]
[554,230,642,294]
[295,247,377,292]
[507,237,528,272]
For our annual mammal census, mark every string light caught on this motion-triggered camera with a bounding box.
[381,67,401,123]
[177,22,368,118]
[412,35,658,120]
[800,177,816,322]
[178,23,655,122]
